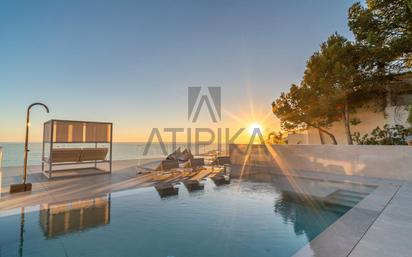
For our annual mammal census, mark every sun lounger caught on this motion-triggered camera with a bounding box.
[166,147,182,160]
[45,148,82,163]
[183,179,204,192]
[166,147,194,162]
[41,120,113,179]
[43,148,109,178]
[210,156,231,165]
[79,148,108,162]
[156,159,179,171]
[211,173,231,186]
[155,182,179,197]
[177,148,194,162]
[44,148,109,164]
[189,158,204,168]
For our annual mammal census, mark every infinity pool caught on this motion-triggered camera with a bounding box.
[0,176,374,257]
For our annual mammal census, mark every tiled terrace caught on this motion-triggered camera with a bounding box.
[0,159,218,210]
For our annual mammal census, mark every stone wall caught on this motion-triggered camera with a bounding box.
[230,144,412,181]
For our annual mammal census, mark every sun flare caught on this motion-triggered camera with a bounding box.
[248,123,263,135]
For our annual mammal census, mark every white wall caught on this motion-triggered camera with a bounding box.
[287,133,308,144]
[307,106,409,145]
[230,144,412,181]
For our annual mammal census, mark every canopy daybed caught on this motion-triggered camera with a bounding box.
[42,119,113,179]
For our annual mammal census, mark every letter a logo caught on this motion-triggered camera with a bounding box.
[188,87,221,123]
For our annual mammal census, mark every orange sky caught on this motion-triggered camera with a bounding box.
[0,103,280,144]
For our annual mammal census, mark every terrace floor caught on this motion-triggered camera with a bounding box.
[0,159,411,257]
[0,159,223,210]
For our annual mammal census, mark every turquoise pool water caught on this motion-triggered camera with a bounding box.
[0,177,373,257]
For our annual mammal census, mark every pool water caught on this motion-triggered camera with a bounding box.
[0,177,374,257]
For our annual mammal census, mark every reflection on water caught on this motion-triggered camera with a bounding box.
[39,194,111,238]
[274,191,349,242]
[18,208,25,257]
[6,195,111,257]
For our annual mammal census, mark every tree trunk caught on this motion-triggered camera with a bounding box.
[317,127,338,145]
[318,128,325,144]
[305,122,338,145]
[343,98,353,145]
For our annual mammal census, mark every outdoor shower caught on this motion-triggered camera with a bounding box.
[10,103,49,193]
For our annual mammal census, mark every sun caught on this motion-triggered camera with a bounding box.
[248,123,263,135]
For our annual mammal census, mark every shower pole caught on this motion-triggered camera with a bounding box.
[10,103,49,193]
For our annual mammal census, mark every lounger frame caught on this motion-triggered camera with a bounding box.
[41,119,113,179]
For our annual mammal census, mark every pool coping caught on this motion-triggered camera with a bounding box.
[293,183,400,257]
[230,164,404,257]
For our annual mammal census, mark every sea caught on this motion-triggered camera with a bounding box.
[0,142,223,168]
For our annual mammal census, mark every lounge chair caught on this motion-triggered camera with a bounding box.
[166,147,181,160]
[166,147,194,162]
[211,173,231,186]
[80,148,108,162]
[155,182,179,197]
[45,148,82,163]
[156,159,179,171]
[183,179,204,192]
[189,158,204,169]
[177,148,194,162]
[210,156,231,165]
[44,148,109,164]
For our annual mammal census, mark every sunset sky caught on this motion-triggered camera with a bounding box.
[0,0,357,142]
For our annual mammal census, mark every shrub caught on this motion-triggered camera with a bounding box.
[408,105,412,125]
[352,124,412,145]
